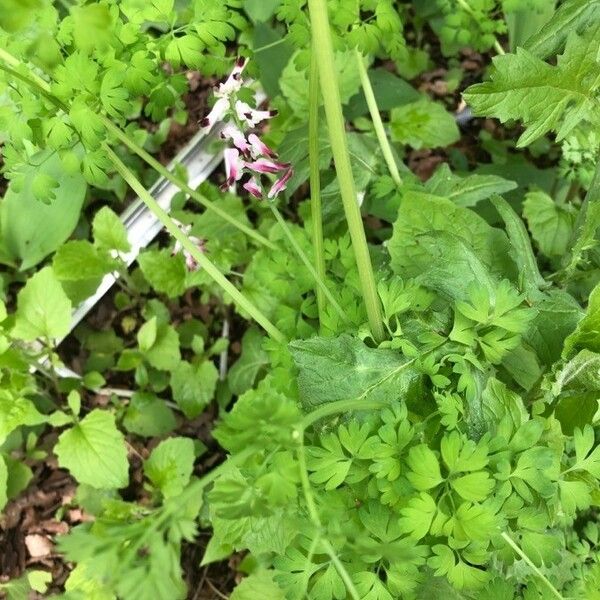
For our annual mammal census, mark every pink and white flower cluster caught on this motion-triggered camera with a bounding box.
[201,58,293,200]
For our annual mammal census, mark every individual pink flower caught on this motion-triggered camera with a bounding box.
[172,220,206,272]
[268,168,294,199]
[244,157,290,175]
[243,177,263,199]
[235,100,277,128]
[223,148,244,188]
[248,133,276,159]
[221,124,250,154]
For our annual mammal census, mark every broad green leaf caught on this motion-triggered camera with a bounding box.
[0,150,86,270]
[289,334,424,410]
[139,249,187,298]
[55,409,129,489]
[388,192,514,300]
[564,282,600,355]
[12,267,72,342]
[170,360,218,418]
[93,207,130,253]
[424,164,517,208]
[122,392,177,437]
[53,241,116,281]
[228,327,269,396]
[390,98,460,149]
[524,0,600,58]
[144,437,195,498]
[0,0,43,31]
[523,190,576,258]
[141,323,181,371]
[137,317,158,352]
[230,570,286,600]
[464,29,600,147]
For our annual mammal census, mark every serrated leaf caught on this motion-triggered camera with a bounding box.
[139,249,187,298]
[93,206,130,253]
[464,30,600,147]
[55,409,129,489]
[12,267,72,342]
[144,437,195,498]
[170,360,218,418]
[53,241,116,281]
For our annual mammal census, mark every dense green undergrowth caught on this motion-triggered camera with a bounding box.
[1,1,600,599]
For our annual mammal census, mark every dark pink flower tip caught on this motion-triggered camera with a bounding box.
[268,168,294,199]
[248,133,276,158]
[224,148,243,185]
[245,158,289,174]
[243,177,263,199]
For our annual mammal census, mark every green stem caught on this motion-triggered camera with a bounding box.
[500,532,564,600]
[354,50,402,187]
[302,397,388,430]
[100,117,277,251]
[309,45,327,322]
[307,0,385,343]
[105,144,286,343]
[0,49,277,251]
[269,203,350,325]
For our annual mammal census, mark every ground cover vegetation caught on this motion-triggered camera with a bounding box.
[0,0,600,598]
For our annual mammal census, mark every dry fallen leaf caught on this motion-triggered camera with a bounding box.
[25,534,53,559]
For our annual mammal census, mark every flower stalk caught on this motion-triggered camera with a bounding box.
[307,0,385,343]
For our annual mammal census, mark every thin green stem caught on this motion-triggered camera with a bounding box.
[309,45,327,322]
[354,50,402,187]
[100,117,277,251]
[296,438,360,600]
[501,532,563,599]
[307,0,385,343]
[104,144,286,343]
[269,203,350,325]
[302,397,388,430]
